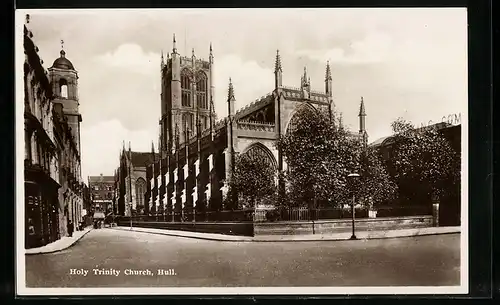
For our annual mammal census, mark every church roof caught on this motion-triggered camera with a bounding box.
[129,151,159,167]
[51,49,75,70]
[369,136,391,147]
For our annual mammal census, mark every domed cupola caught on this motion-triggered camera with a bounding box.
[51,49,75,70]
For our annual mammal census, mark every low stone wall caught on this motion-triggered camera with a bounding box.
[116,220,254,237]
[254,215,433,236]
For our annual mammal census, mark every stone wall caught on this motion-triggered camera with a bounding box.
[116,219,254,236]
[254,216,433,236]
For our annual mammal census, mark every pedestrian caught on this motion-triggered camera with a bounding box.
[67,220,74,237]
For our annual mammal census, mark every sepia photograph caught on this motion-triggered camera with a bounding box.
[16,8,468,295]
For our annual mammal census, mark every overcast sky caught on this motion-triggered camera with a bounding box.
[20,8,467,181]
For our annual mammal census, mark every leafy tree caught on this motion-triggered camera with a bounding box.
[224,152,277,210]
[275,106,395,209]
[388,118,459,204]
[357,147,397,207]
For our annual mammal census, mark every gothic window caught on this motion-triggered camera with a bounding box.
[287,104,317,135]
[25,130,31,162]
[181,69,192,107]
[182,113,187,130]
[59,79,68,99]
[135,178,146,207]
[36,88,42,104]
[244,143,277,173]
[203,116,208,131]
[196,72,208,109]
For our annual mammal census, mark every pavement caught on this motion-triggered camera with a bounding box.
[25,228,461,287]
[110,225,460,242]
[25,227,93,255]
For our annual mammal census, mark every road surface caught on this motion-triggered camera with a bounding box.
[25,228,461,287]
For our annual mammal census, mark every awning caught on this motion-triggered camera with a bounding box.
[93,212,105,219]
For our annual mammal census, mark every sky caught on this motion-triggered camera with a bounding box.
[19,8,468,181]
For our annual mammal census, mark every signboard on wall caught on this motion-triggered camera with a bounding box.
[419,113,462,130]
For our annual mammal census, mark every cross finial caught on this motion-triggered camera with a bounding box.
[60,40,66,57]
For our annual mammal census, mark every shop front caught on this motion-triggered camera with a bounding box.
[25,168,61,249]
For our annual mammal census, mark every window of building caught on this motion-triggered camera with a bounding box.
[59,79,68,99]
[135,178,146,208]
[181,69,192,107]
[196,72,208,109]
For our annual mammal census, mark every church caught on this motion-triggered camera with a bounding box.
[115,35,367,219]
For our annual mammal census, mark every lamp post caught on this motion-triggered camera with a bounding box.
[347,173,360,240]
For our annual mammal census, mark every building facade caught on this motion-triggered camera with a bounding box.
[116,144,159,216]
[24,15,84,248]
[88,174,115,216]
[137,36,367,221]
[82,183,92,226]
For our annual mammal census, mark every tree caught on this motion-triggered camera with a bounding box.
[388,118,459,204]
[224,152,277,210]
[275,106,395,209]
[357,146,397,207]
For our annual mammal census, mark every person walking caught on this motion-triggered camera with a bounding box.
[67,220,74,237]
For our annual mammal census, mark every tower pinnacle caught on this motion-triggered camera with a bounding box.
[274,49,282,73]
[228,78,235,101]
[172,33,177,53]
[301,66,310,88]
[209,42,214,63]
[325,61,332,81]
[359,96,366,117]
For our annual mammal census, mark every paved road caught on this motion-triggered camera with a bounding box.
[25,229,461,287]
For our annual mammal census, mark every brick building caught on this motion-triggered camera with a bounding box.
[88,174,115,218]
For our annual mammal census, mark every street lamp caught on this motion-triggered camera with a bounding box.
[347,173,361,240]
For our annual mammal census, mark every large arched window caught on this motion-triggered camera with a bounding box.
[196,71,208,109]
[135,178,146,208]
[243,143,278,173]
[286,103,317,135]
[59,79,68,99]
[181,69,192,107]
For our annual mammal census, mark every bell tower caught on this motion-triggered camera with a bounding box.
[160,34,215,154]
[48,41,82,154]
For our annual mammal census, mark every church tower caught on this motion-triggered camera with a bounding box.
[160,34,215,154]
[48,42,82,154]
